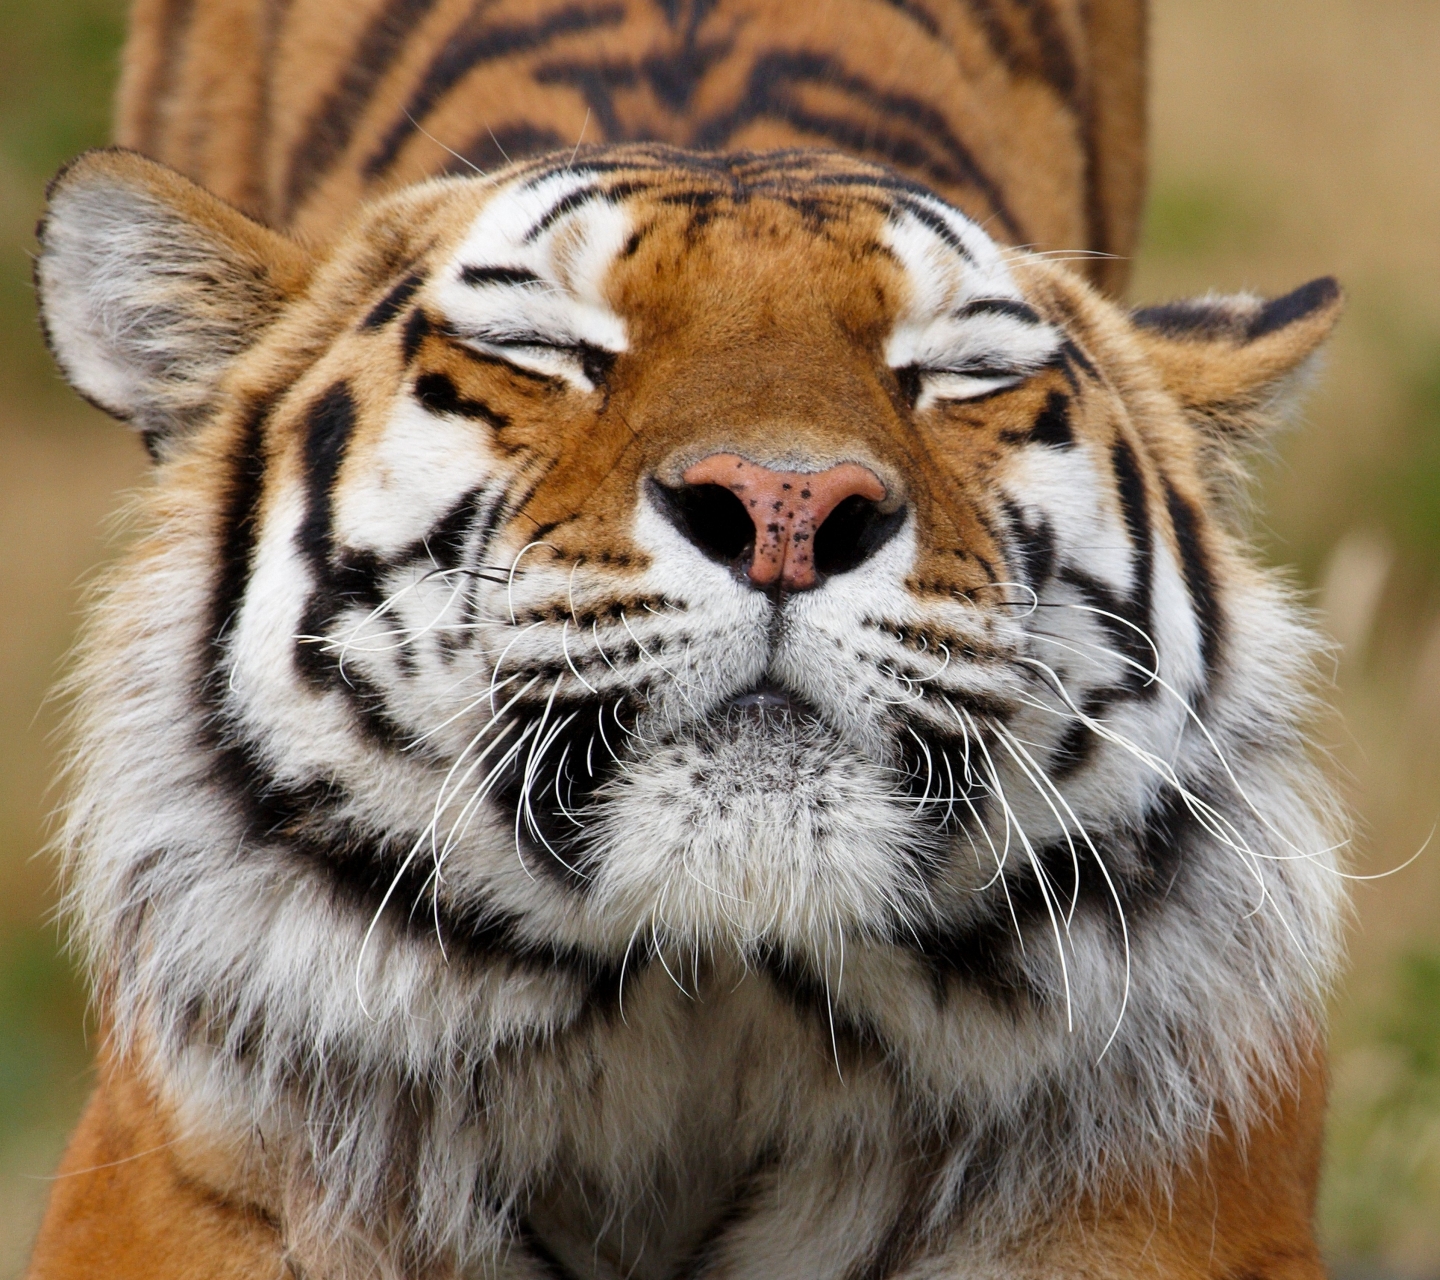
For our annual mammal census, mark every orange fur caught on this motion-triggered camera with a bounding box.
[26,2,1353,1274]
[114,0,1145,293]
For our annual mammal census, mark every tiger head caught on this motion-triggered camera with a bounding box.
[38,145,1342,1013]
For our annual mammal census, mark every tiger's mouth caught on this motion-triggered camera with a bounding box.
[725,681,819,719]
[490,671,984,893]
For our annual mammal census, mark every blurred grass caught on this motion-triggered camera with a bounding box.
[0,0,134,1270]
[1,0,1439,1275]
[1324,953,1440,1269]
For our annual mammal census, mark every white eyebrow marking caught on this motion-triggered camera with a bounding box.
[881,203,1060,405]
[431,168,632,391]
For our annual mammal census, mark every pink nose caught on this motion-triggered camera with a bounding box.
[681,454,888,590]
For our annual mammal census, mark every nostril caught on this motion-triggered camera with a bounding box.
[813,495,908,577]
[648,478,754,565]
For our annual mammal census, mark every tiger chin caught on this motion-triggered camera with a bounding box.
[28,4,1345,1278]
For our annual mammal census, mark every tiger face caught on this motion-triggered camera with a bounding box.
[40,144,1341,992]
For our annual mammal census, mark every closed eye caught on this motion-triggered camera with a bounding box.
[904,365,1025,409]
[457,330,614,390]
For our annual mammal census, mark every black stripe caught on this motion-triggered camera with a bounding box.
[756,945,886,1054]
[294,381,356,578]
[954,297,1043,325]
[1059,337,1098,383]
[414,371,511,426]
[1163,480,1224,677]
[459,264,542,287]
[364,3,627,179]
[669,1149,781,1278]
[1045,438,1157,775]
[362,270,426,329]
[420,486,496,574]
[402,308,432,363]
[230,767,635,1011]
[1028,389,1072,447]
[879,0,940,39]
[893,196,975,261]
[906,784,1201,1006]
[284,0,442,216]
[1045,693,1105,776]
[960,0,1077,102]
[490,694,649,891]
[1001,501,1056,587]
[290,383,412,745]
[689,52,1021,239]
[1110,437,1154,635]
[524,179,648,241]
[532,58,637,138]
[208,395,275,663]
[1247,276,1341,340]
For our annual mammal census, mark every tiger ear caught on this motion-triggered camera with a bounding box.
[1131,277,1343,441]
[35,148,314,459]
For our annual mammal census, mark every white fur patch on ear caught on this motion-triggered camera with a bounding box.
[35,149,310,456]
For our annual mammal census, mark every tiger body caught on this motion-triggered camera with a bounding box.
[28,3,1346,1279]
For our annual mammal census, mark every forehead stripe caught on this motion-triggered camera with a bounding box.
[362,270,426,329]
[522,178,646,242]
[893,196,975,262]
[953,298,1042,325]
[460,264,541,287]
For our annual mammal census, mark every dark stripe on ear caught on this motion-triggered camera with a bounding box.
[414,371,511,426]
[1163,480,1224,677]
[1029,390,1072,447]
[1246,276,1340,340]
[284,0,440,217]
[362,270,426,329]
[459,264,542,287]
[363,3,627,179]
[1131,299,1245,341]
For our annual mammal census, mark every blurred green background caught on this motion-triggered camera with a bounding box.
[1,0,1439,1273]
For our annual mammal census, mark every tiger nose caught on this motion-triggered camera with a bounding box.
[665,453,891,590]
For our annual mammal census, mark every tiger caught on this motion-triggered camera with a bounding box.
[26,1,1348,1278]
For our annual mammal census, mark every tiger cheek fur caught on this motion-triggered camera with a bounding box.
[31,11,1345,1280]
